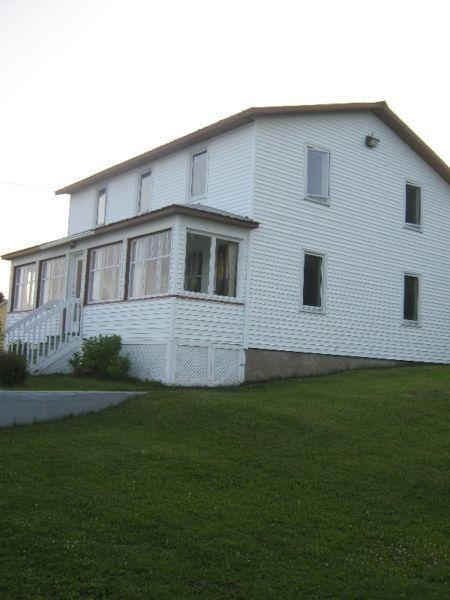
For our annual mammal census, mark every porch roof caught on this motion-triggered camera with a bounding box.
[1,203,259,261]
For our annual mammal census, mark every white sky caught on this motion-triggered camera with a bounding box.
[0,0,448,296]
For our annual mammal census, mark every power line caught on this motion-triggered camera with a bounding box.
[0,179,55,191]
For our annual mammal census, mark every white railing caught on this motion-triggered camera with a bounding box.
[3,299,82,371]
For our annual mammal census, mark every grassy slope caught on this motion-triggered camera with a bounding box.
[0,366,449,599]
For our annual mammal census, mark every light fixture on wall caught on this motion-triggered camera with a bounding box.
[69,242,76,249]
[365,132,380,148]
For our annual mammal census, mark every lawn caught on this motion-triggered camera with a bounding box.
[0,366,449,599]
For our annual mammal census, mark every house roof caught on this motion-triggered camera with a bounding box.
[56,101,450,194]
[0,203,259,261]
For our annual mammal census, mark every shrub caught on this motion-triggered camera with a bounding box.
[69,335,130,380]
[0,351,28,386]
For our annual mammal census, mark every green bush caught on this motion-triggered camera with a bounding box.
[0,351,28,386]
[69,335,130,380]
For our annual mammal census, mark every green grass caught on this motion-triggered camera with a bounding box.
[0,366,449,599]
[2,373,160,391]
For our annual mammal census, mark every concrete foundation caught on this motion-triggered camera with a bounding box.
[244,348,405,382]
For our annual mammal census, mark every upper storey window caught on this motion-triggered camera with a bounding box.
[405,183,422,228]
[96,189,107,226]
[190,150,208,198]
[139,171,152,213]
[307,148,330,199]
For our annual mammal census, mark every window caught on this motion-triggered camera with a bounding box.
[39,257,66,305]
[138,171,152,213]
[303,253,323,309]
[214,239,239,297]
[403,274,419,322]
[190,150,208,197]
[87,243,122,304]
[184,233,211,293]
[13,263,37,311]
[184,232,239,297]
[96,189,107,226]
[405,183,421,227]
[128,230,171,298]
[307,148,330,198]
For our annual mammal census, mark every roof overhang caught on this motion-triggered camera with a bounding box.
[55,101,449,194]
[0,203,259,261]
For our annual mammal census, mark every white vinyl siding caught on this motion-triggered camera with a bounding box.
[247,111,450,364]
[88,243,122,304]
[67,123,254,235]
[13,263,37,311]
[128,230,171,299]
[39,257,66,305]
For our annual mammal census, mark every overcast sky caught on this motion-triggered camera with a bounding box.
[0,0,448,295]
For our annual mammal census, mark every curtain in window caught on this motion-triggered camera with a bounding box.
[214,240,238,297]
[88,243,122,303]
[13,264,37,311]
[39,257,66,305]
[307,149,329,197]
[128,230,171,298]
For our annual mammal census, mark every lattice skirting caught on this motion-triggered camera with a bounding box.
[123,343,168,383]
[174,341,244,387]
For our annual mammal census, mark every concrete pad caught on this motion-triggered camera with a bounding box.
[0,390,146,427]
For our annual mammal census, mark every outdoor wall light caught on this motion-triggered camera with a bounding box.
[365,133,380,148]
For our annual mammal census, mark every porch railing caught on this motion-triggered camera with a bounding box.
[3,298,82,371]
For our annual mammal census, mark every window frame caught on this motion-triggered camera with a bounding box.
[402,271,421,326]
[96,188,107,226]
[126,228,172,300]
[85,241,123,306]
[137,170,153,214]
[188,147,209,200]
[404,180,423,232]
[38,255,67,307]
[305,144,331,204]
[301,250,326,313]
[11,261,38,312]
[182,228,243,301]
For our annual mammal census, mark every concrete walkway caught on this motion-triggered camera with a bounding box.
[0,390,145,427]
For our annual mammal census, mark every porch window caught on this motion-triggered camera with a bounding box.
[190,150,208,197]
[39,256,66,306]
[87,243,122,304]
[13,263,37,311]
[128,230,171,298]
[184,232,239,297]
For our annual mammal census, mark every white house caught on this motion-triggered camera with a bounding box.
[2,101,449,385]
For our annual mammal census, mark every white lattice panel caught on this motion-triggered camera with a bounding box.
[38,342,81,375]
[124,344,167,382]
[175,344,209,385]
[213,348,242,385]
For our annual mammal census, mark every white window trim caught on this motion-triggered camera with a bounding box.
[187,147,209,202]
[181,227,243,301]
[304,144,331,205]
[403,179,423,232]
[401,270,421,327]
[300,249,327,314]
[96,187,107,226]
[137,169,153,214]
[127,229,172,300]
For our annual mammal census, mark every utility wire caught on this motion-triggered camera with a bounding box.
[0,180,55,191]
